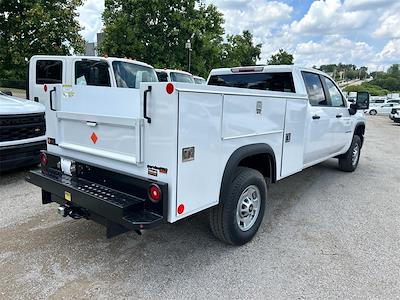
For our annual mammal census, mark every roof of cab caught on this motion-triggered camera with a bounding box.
[30,55,154,69]
[209,65,326,76]
[155,69,193,76]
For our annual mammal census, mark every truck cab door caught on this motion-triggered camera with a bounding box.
[29,57,65,107]
[302,72,335,165]
[321,76,352,153]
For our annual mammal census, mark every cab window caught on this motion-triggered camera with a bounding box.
[302,72,327,106]
[36,60,62,84]
[208,72,295,92]
[75,60,111,86]
[322,76,345,107]
[156,71,168,82]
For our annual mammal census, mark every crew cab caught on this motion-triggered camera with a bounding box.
[0,92,46,171]
[26,65,369,245]
[27,55,158,106]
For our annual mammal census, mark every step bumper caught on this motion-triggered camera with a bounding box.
[26,169,167,237]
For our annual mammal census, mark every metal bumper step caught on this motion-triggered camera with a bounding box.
[26,169,164,236]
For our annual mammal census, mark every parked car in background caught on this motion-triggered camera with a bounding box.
[193,76,206,84]
[393,111,400,124]
[0,92,46,171]
[389,107,399,120]
[365,103,400,115]
[369,96,387,107]
[155,69,195,83]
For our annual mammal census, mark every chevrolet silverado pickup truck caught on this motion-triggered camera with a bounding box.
[26,65,369,245]
[0,92,46,171]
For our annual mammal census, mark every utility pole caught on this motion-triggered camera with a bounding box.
[185,39,192,73]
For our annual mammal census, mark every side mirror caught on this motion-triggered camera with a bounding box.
[356,91,369,109]
[349,91,369,115]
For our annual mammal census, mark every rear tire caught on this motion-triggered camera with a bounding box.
[338,135,362,172]
[369,109,377,115]
[209,167,267,245]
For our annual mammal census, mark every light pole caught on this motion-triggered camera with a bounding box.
[185,39,192,73]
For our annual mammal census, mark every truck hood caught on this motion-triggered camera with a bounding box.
[0,94,45,115]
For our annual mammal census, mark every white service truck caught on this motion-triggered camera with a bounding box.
[26,65,369,245]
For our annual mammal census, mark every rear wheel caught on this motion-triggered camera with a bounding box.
[338,135,362,172]
[369,109,377,115]
[209,167,266,245]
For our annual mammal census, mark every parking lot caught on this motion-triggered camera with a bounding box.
[0,116,399,299]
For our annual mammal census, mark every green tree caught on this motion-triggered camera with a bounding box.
[100,0,225,77]
[0,0,84,81]
[222,30,262,66]
[267,49,293,65]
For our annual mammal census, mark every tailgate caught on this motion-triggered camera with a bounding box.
[53,85,144,164]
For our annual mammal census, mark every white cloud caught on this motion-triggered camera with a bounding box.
[77,0,105,42]
[376,40,400,63]
[208,0,292,42]
[293,36,374,67]
[290,0,372,35]
[343,0,398,11]
[373,2,400,39]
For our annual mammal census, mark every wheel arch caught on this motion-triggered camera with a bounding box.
[219,143,276,202]
[354,122,365,147]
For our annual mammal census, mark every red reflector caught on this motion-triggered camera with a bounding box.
[149,184,161,203]
[90,132,98,144]
[177,204,184,215]
[166,83,174,94]
[44,84,48,92]
[39,152,48,165]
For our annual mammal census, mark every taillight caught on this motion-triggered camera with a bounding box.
[39,152,48,166]
[148,184,161,203]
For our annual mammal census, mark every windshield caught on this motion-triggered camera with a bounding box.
[112,61,158,88]
[170,72,195,83]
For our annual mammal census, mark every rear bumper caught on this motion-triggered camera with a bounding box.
[0,140,46,172]
[26,159,168,238]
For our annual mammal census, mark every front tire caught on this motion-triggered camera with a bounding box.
[369,109,377,115]
[338,135,362,172]
[209,167,267,245]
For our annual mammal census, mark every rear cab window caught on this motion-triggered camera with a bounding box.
[170,72,195,83]
[207,72,296,93]
[36,60,63,84]
[75,60,111,86]
[156,71,169,82]
[112,61,158,88]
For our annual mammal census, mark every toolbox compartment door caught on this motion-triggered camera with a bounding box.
[53,85,144,164]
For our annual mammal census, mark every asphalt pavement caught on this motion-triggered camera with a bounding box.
[0,116,399,299]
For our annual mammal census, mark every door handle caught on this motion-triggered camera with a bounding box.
[312,115,320,120]
[336,114,343,118]
[86,121,97,127]
[49,87,56,111]
[143,86,152,123]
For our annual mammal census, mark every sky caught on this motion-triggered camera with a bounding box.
[77,0,400,71]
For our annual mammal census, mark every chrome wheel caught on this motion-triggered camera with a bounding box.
[236,185,261,231]
[352,143,360,167]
